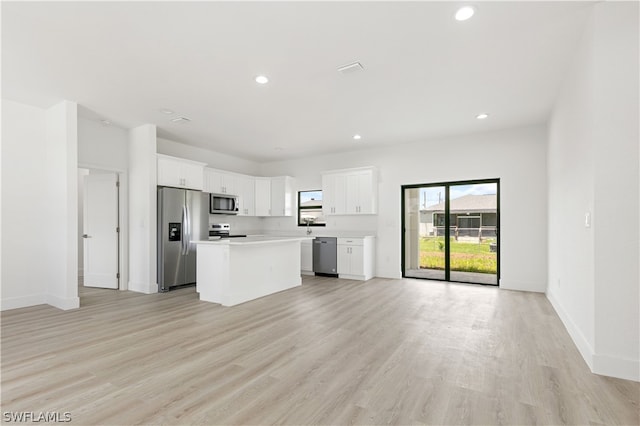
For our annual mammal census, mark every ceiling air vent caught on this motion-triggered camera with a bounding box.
[171,116,191,124]
[337,61,364,74]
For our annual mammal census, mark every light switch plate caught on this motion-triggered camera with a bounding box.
[585,212,591,228]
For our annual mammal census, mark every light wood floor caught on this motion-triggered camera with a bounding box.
[2,276,638,425]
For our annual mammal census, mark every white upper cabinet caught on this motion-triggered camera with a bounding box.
[161,156,294,217]
[270,176,294,217]
[203,168,237,195]
[157,154,206,190]
[254,178,272,216]
[236,174,255,216]
[322,167,377,215]
[255,176,294,217]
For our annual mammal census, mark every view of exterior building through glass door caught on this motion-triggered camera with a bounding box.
[402,179,499,285]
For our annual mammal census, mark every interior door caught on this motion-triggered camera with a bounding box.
[83,173,119,289]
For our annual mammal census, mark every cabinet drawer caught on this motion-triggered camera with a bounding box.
[337,238,364,246]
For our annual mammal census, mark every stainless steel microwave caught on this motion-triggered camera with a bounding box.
[210,193,239,214]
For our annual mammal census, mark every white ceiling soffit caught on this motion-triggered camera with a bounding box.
[1,1,593,162]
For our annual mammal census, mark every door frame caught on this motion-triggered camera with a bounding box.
[400,178,500,286]
[78,163,128,291]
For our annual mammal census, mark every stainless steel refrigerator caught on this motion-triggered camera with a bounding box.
[157,187,209,292]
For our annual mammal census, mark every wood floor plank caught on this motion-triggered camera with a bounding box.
[1,276,638,425]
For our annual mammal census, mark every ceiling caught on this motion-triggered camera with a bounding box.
[2,1,593,162]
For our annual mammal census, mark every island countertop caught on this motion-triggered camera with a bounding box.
[194,236,311,306]
[193,236,313,246]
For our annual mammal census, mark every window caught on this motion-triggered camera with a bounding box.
[298,190,326,226]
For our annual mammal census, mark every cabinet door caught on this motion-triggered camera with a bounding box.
[181,162,204,191]
[203,168,216,193]
[349,245,364,276]
[301,242,313,272]
[237,175,255,216]
[207,170,223,193]
[361,170,377,214]
[324,173,348,215]
[270,176,293,217]
[345,173,360,214]
[222,173,237,195]
[333,174,347,214]
[337,245,351,274]
[157,157,183,188]
[255,178,271,216]
[271,177,285,217]
[322,174,335,216]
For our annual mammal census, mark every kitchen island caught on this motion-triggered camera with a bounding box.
[194,236,313,307]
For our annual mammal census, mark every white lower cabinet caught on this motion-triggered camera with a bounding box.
[301,240,314,275]
[336,237,375,281]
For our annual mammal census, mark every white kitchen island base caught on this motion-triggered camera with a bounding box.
[195,237,311,307]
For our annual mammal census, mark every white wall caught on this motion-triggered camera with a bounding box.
[128,124,158,294]
[44,101,80,310]
[260,124,548,290]
[592,2,639,380]
[78,116,128,170]
[548,1,639,381]
[1,100,49,309]
[1,99,79,311]
[157,138,260,176]
[546,8,597,365]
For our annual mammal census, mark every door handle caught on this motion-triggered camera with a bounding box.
[82,234,91,238]
[181,205,188,255]
[185,204,192,255]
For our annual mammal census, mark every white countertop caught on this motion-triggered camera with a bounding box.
[194,236,314,246]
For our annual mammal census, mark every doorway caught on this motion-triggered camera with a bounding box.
[402,179,500,285]
[78,167,125,293]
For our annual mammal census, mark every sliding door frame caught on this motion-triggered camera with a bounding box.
[401,178,500,286]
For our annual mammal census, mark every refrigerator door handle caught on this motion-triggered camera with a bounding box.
[185,203,192,255]
[181,205,188,255]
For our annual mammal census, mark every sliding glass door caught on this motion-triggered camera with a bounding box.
[402,179,499,285]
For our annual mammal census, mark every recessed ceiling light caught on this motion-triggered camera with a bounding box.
[455,6,475,21]
[171,116,191,124]
[255,75,269,84]
[476,113,489,120]
[101,119,112,126]
[159,108,174,115]
[353,134,362,140]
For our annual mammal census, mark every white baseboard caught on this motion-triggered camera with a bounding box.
[500,279,546,292]
[1,294,46,311]
[593,353,640,381]
[546,290,594,369]
[547,290,640,382]
[128,281,158,294]
[45,294,80,310]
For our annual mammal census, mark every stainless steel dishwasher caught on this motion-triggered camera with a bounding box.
[313,237,338,277]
